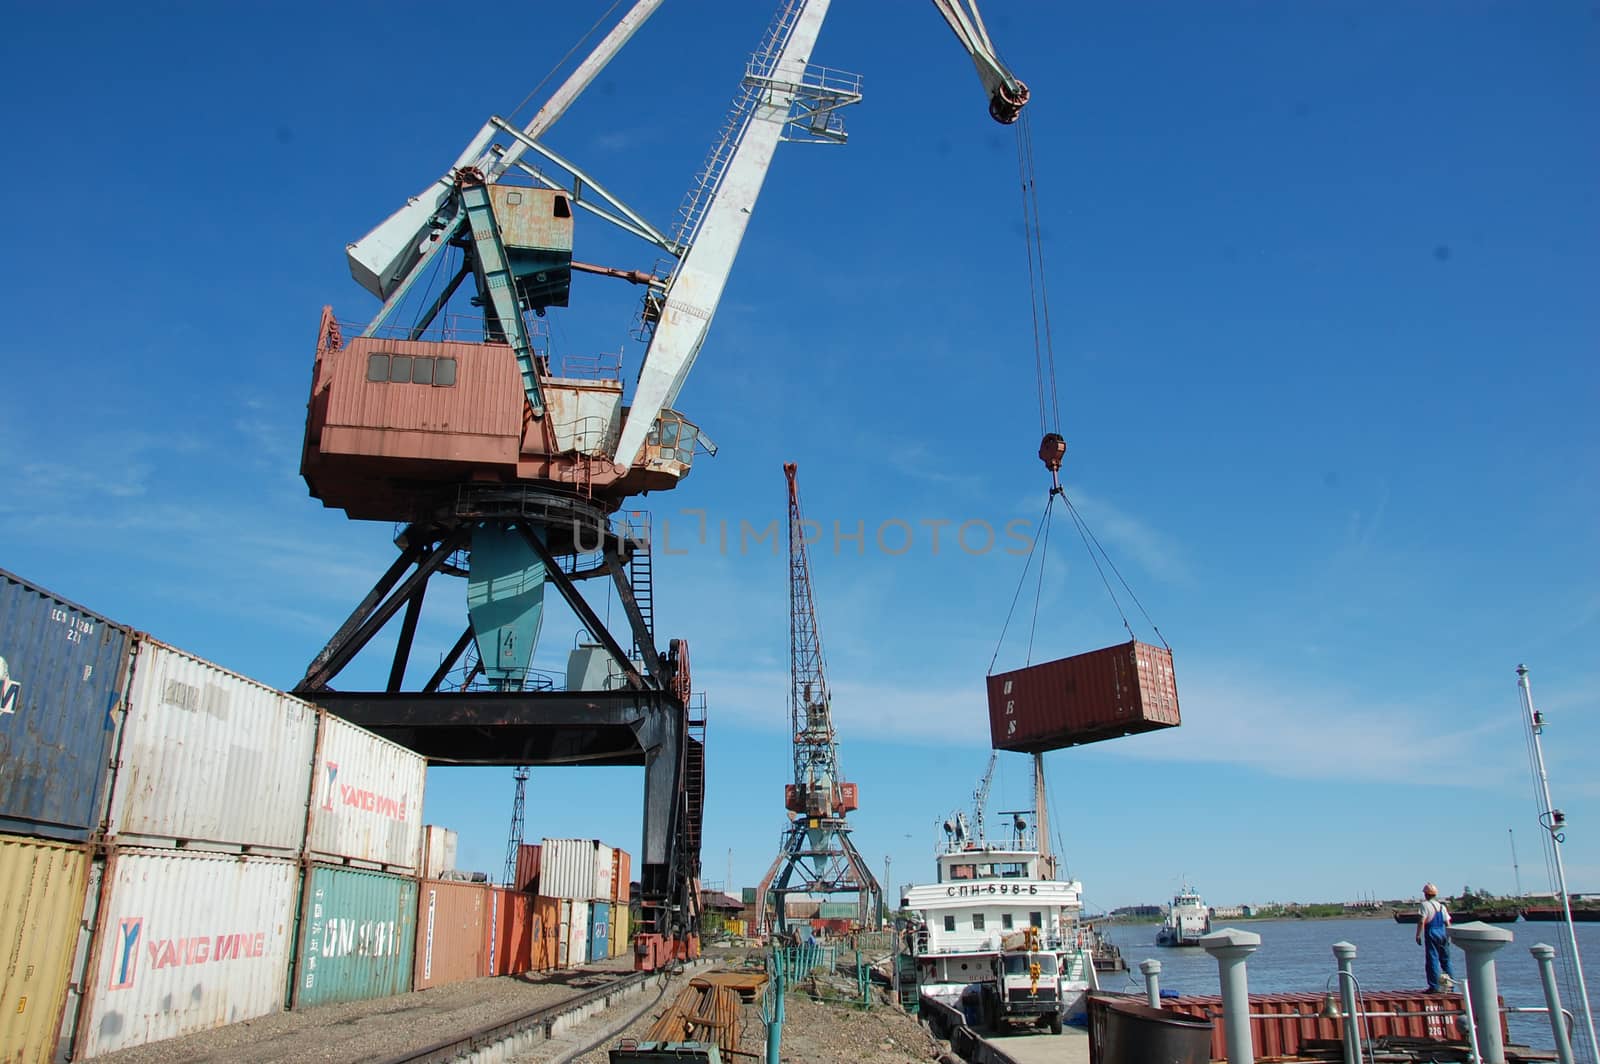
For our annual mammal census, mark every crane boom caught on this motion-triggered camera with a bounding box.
[785,461,843,815]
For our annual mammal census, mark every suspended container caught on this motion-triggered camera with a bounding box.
[531,896,561,971]
[0,833,92,1064]
[0,569,132,843]
[988,640,1180,753]
[540,838,607,901]
[77,848,298,1058]
[484,888,532,976]
[422,826,458,879]
[107,638,316,854]
[415,880,486,990]
[291,863,417,1009]
[307,713,426,872]
[589,902,611,963]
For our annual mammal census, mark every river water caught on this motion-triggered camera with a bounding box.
[1097,916,1600,1058]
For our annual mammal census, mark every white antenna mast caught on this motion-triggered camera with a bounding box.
[1518,664,1598,1064]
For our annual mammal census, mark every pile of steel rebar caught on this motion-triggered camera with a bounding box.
[643,977,744,1055]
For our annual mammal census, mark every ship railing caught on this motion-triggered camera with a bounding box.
[1212,1004,1575,1044]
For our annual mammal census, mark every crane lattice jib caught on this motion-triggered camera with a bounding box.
[786,463,840,809]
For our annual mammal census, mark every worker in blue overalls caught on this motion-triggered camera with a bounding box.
[1416,883,1455,991]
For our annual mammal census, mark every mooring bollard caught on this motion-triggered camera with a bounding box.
[1530,943,1576,1064]
[1331,941,1362,1064]
[1140,958,1162,1009]
[1201,927,1260,1064]
[1449,921,1512,1064]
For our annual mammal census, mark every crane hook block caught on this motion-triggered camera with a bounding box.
[990,81,1031,125]
[1038,433,1066,473]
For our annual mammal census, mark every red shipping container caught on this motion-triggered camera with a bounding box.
[987,640,1179,753]
[515,843,541,892]
[483,888,533,976]
[611,849,631,903]
[834,782,859,813]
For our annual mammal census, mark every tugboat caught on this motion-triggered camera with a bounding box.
[1155,885,1210,947]
[900,754,1095,1026]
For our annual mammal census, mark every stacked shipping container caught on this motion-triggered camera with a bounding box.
[0,568,632,1061]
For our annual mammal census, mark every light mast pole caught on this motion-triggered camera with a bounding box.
[1518,664,1598,1064]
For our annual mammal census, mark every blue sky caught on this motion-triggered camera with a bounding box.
[2,2,1595,912]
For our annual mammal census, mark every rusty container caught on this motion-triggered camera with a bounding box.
[483,888,532,976]
[611,848,631,903]
[835,782,859,813]
[531,896,561,971]
[515,843,541,892]
[415,880,487,990]
[1162,991,1492,1060]
[988,639,1179,753]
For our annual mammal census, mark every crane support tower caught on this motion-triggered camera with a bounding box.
[289,0,1024,968]
[757,464,881,934]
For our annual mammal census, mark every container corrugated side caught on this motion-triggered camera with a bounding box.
[986,639,1180,753]
[78,848,297,1058]
[514,843,540,892]
[588,901,611,964]
[531,896,560,971]
[291,864,417,1008]
[307,713,426,871]
[609,904,629,959]
[415,880,486,990]
[539,838,603,901]
[613,849,631,903]
[0,570,131,842]
[0,833,91,1064]
[483,888,532,976]
[566,899,589,966]
[422,826,458,879]
[592,843,614,903]
[107,638,316,853]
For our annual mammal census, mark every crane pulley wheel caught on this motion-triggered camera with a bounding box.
[990,81,1030,124]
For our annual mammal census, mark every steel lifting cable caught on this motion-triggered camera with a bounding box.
[1016,109,1062,436]
[988,494,1056,674]
[507,0,626,125]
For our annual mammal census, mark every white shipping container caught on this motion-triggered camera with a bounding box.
[107,638,316,853]
[591,842,614,902]
[566,899,590,966]
[307,713,426,872]
[422,825,458,879]
[540,838,606,901]
[78,849,298,1058]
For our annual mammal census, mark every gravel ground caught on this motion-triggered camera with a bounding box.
[88,958,638,1064]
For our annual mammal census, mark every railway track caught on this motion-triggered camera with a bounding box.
[376,961,710,1064]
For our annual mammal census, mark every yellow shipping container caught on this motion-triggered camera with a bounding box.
[609,904,630,957]
[1,833,91,1064]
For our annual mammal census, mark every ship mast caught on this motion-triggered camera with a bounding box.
[1518,664,1598,1063]
[1033,753,1055,880]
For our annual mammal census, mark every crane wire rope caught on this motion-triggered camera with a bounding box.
[991,111,1169,668]
[1016,109,1061,435]
[507,0,627,126]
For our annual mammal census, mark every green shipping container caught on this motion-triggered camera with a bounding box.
[818,902,857,920]
[741,887,757,904]
[291,864,417,1008]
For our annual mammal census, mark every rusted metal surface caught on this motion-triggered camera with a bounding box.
[78,848,298,1058]
[988,640,1180,753]
[487,186,573,253]
[0,833,90,1064]
[307,713,427,872]
[1159,990,1498,1060]
[108,637,316,854]
[610,847,631,902]
[0,568,132,842]
[415,880,487,990]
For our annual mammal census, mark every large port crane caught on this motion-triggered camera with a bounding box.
[757,464,880,933]
[291,0,1027,968]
